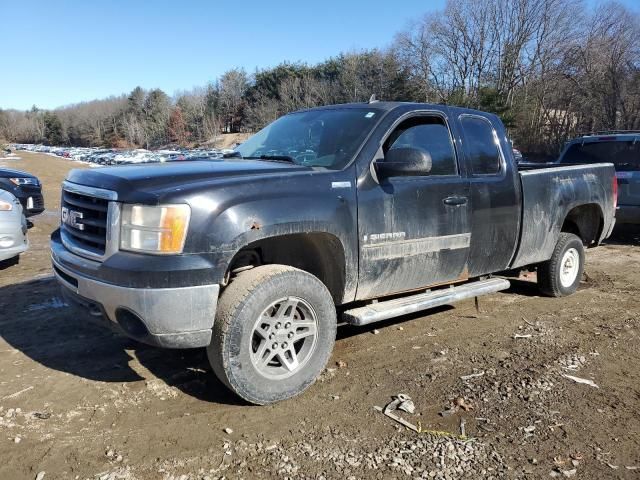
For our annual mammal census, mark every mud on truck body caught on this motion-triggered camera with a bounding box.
[51,102,617,404]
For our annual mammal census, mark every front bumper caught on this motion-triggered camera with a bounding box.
[19,193,45,217]
[0,215,28,262]
[0,243,28,262]
[616,205,640,225]
[52,249,220,349]
[12,187,45,217]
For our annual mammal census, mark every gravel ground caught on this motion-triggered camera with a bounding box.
[0,151,639,479]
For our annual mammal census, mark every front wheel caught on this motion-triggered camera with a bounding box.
[537,232,585,297]
[208,265,336,405]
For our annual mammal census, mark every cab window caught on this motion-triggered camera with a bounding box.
[384,116,458,176]
[460,115,502,175]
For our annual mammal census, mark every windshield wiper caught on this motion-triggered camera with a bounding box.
[222,151,243,159]
[244,155,297,164]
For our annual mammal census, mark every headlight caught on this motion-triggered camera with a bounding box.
[0,200,13,211]
[9,177,39,186]
[120,204,191,254]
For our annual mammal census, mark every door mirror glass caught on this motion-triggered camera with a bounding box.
[375,147,432,178]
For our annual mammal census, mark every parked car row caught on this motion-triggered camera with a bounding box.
[12,144,229,166]
[3,143,233,265]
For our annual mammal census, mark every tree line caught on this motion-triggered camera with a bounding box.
[0,0,638,158]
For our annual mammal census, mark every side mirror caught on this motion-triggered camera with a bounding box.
[375,147,432,178]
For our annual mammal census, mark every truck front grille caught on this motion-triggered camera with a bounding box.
[61,189,109,257]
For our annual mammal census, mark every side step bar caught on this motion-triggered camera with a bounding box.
[343,278,510,326]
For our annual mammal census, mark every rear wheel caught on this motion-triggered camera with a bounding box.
[208,265,336,405]
[537,232,585,297]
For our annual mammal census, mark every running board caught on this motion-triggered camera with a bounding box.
[343,278,510,326]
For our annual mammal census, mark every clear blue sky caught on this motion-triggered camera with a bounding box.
[1,0,637,111]
[0,0,444,110]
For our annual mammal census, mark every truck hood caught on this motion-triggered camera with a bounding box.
[65,159,313,201]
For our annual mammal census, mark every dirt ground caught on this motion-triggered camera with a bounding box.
[0,151,639,480]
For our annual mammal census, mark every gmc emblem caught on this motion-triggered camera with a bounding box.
[61,206,85,230]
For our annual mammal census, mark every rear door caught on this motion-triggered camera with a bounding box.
[355,110,471,300]
[457,113,521,276]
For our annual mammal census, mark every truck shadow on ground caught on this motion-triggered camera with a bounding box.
[0,257,19,271]
[1,275,463,405]
[605,224,640,246]
[0,248,625,406]
[0,276,245,406]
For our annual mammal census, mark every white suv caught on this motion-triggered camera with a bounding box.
[0,190,28,264]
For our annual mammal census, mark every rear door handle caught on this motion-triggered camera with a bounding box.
[443,196,468,206]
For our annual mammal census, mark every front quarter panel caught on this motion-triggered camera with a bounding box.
[178,168,359,301]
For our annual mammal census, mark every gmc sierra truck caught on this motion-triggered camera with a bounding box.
[51,102,617,405]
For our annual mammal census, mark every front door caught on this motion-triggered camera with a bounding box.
[356,112,471,300]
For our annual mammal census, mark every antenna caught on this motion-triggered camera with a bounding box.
[368,94,379,104]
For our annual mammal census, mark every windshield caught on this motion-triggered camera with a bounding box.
[561,140,640,171]
[235,108,382,169]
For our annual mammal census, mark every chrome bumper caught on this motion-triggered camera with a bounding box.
[52,258,220,348]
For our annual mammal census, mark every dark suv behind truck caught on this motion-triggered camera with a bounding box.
[51,102,617,404]
[0,167,45,217]
[558,132,640,224]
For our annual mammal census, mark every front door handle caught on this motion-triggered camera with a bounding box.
[443,196,468,206]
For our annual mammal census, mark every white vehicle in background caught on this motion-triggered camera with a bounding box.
[0,190,28,265]
[12,144,225,165]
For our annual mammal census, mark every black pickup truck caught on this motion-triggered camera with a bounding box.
[51,102,616,404]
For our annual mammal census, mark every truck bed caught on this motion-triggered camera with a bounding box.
[510,163,616,269]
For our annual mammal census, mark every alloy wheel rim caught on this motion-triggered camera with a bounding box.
[249,296,318,380]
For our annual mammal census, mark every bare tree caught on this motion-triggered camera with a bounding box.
[2,0,638,159]
[219,68,248,132]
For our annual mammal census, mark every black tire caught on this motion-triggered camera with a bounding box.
[207,265,336,405]
[537,232,585,297]
[0,255,20,269]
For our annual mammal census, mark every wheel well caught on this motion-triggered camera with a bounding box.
[561,204,603,246]
[227,233,347,304]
